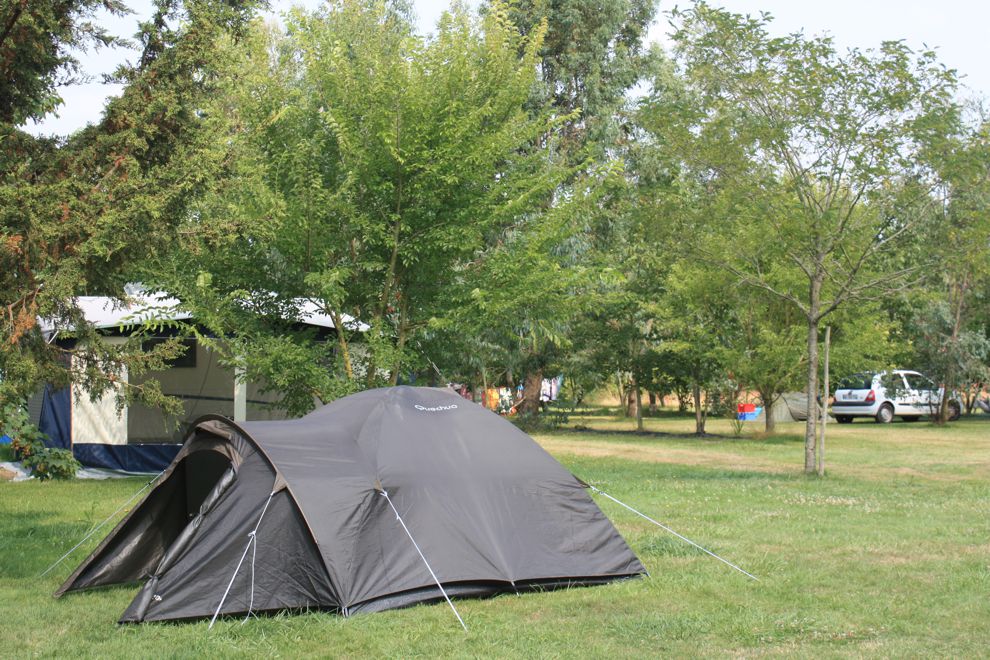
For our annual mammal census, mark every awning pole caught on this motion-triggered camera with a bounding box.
[40,469,166,578]
[380,489,468,631]
[588,484,759,582]
[209,490,276,629]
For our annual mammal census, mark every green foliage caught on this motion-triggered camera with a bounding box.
[149,0,573,404]
[642,1,960,464]
[503,0,659,159]
[21,446,80,481]
[905,300,990,391]
[895,108,990,415]
[2,403,79,480]
[0,0,264,409]
[0,0,129,125]
[4,403,48,465]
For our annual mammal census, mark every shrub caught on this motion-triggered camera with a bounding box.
[21,447,80,480]
[2,404,79,480]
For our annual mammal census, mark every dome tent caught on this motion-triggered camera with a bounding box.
[55,386,646,623]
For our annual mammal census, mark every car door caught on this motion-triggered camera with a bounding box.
[912,373,940,415]
[885,372,913,415]
[900,372,928,415]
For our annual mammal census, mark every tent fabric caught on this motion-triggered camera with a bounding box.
[38,384,181,473]
[56,386,645,623]
[39,385,71,449]
[72,443,182,474]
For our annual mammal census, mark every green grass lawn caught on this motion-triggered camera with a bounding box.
[1,413,988,657]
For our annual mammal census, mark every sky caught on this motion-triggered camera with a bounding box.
[27,0,990,136]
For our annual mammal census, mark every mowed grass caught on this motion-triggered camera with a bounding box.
[1,412,988,658]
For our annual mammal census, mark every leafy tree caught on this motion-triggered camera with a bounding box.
[716,285,806,433]
[901,109,990,419]
[650,260,734,435]
[0,0,263,410]
[477,0,659,413]
[504,0,658,159]
[154,0,572,409]
[647,2,958,472]
[0,0,129,124]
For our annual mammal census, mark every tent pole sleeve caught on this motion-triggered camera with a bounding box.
[208,490,276,629]
[587,484,759,582]
[380,489,468,632]
[40,469,166,578]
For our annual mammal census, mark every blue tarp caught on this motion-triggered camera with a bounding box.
[72,443,181,473]
[39,385,71,449]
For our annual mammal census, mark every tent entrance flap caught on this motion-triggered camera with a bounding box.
[55,449,236,596]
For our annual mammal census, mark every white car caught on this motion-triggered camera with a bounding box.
[832,370,961,424]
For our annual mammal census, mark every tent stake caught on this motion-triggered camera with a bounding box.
[380,489,468,632]
[40,469,165,578]
[588,484,759,582]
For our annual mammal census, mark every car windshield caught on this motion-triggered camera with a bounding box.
[837,373,873,390]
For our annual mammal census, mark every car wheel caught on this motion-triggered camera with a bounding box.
[948,400,962,422]
[875,403,894,424]
[836,415,852,424]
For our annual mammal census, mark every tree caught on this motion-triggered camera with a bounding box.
[904,108,990,420]
[504,0,658,159]
[0,0,129,125]
[0,0,263,409]
[648,2,959,472]
[484,0,659,413]
[717,286,806,433]
[151,0,573,409]
[650,260,734,435]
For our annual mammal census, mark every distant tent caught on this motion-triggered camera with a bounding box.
[56,386,645,623]
[768,392,830,423]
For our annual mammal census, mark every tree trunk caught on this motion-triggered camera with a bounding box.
[761,390,776,433]
[328,310,354,380]
[388,297,409,387]
[518,369,543,415]
[963,385,976,415]
[635,382,644,431]
[937,367,955,424]
[615,371,627,416]
[939,274,969,423]
[367,102,405,388]
[818,325,830,477]
[804,315,820,475]
[625,379,639,418]
[648,391,657,414]
[692,380,705,435]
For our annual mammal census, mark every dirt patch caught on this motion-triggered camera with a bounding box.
[568,426,735,441]
[840,461,990,484]
[534,436,789,475]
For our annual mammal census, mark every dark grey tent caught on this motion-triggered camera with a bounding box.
[55,386,645,623]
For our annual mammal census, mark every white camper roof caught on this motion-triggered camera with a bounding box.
[41,294,367,334]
